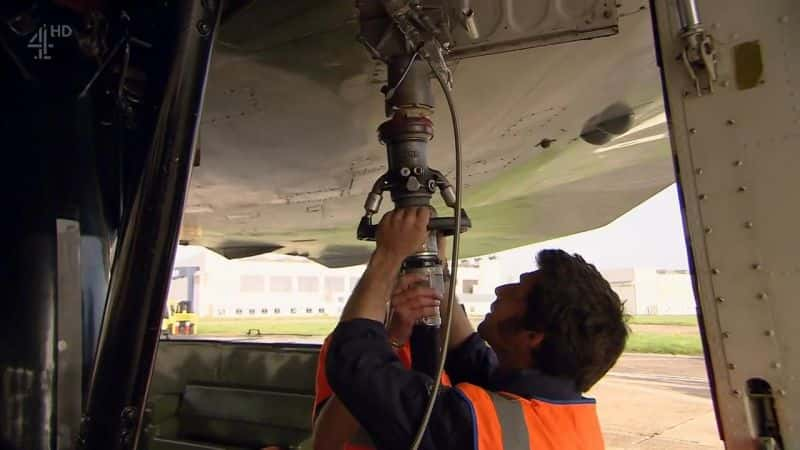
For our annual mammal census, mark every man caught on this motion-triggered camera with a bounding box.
[326,207,628,450]
[313,268,451,450]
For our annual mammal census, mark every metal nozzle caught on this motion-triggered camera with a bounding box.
[441,185,456,208]
[364,192,382,215]
[463,9,480,40]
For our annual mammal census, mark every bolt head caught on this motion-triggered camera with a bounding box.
[772,362,782,369]
[726,119,736,126]
[765,330,775,336]
[690,128,698,134]
[745,221,754,228]
[704,227,713,234]
[734,160,744,167]
[716,297,725,303]
[699,194,708,200]
[753,264,762,270]
[732,389,742,397]
[778,389,788,396]
[722,331,730,338]
[400,167,411,177]
[728,363,736,370]
[696,168,704,175]
[712,268,720,275]
[758,292,768,300]
[780,16,790,24]
[197,21,210,36]
[738,186,748,192]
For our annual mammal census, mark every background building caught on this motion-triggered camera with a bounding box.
[169,247,696,318]
[169,246,499,318]
[603,268,696,315]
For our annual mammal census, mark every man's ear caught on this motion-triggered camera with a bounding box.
[527,331,545,350]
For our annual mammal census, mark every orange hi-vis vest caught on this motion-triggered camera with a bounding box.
[456,383,604,450]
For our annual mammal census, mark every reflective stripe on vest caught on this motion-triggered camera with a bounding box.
[457,382,604,450]
[487,391,530,450]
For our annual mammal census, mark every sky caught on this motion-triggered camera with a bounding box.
[492,184,691,274]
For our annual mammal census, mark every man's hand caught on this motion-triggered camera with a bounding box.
[387,273,442,345]
[339,207,431,324]
[433,233,476,351]
[375,207,431,265]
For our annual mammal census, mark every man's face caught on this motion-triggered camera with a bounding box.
[478,271,540,358]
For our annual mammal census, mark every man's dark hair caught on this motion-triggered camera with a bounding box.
[522,249,629,392]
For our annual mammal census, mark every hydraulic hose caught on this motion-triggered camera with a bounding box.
[408,54,463,450]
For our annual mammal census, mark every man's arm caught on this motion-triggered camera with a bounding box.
[444,284,476,351]
[313,396,360,450]
[440,293,498,386]
[327,320,474,450]
[436,235,477,351]
[314,341,414,450]
[437,237,498,386]
[313,276,432,450]
[328,208,473,450]
[311,335,360,450]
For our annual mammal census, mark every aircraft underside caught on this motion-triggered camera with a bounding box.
[185,0,673,266]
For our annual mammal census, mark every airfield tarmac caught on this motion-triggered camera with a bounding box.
[592,354,722,449]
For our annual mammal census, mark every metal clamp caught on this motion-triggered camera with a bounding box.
[676,0,717,96]
[357,208,471,241]
[680,29,717,96]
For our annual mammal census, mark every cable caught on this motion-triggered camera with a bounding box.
[384,51,419,101]
[408,54,462,450]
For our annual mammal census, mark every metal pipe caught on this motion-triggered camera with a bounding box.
[79,2,221,449]
[676,0,702,30]
[463,9,480,40]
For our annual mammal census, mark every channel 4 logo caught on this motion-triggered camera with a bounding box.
[27,24,73,60]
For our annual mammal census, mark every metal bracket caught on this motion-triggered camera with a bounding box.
[358,0,453,88]
[56,219,82,450]
[419,40,452,90]
[674,0,717,96]
[680,28,718,96]
[383,0,452,88]
[119,406,138,448]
